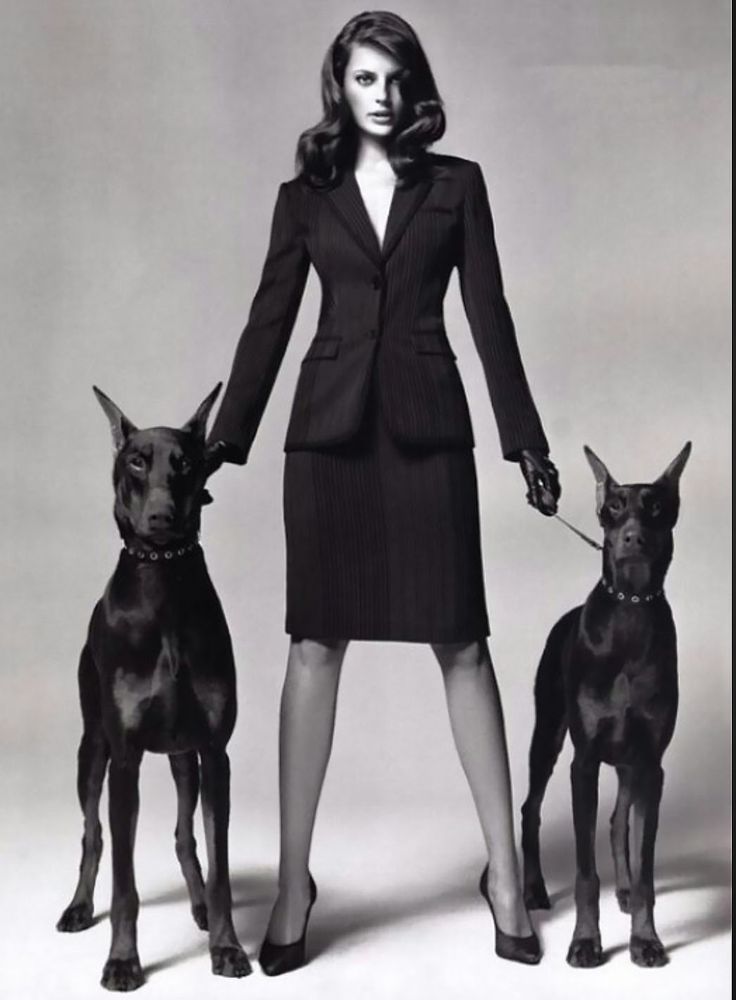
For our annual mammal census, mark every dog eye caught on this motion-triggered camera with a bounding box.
[607,498,624,513]
[127,456,146,472]
[650,501,662,517]
[178,460,192,475]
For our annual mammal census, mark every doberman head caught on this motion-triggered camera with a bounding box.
[584,442,692,597]
[93,383,221,551]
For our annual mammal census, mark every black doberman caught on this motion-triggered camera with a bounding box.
[521,443,691,968]
[56,385,252,990]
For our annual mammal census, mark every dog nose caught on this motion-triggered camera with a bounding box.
[148,509,174,528]
[622,529,645,550]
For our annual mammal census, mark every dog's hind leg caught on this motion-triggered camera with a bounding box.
[57,644,110,933]
[611,765,633,913]
[628,764,668,967]
[169,751,208,930]
[200,748,252,978]
[521,612,573,910]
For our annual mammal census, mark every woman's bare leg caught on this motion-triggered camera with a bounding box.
[432,639,532,936]
[265,637,349,944]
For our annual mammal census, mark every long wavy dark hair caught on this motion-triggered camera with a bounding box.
[296,10,446,188]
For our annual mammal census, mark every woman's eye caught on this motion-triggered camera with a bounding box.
[355,73,374,86]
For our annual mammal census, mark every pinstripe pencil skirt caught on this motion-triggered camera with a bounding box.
[283,385,490,643]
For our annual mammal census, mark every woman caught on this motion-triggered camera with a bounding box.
[206,10,560,974]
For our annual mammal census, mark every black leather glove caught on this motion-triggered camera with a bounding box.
[518,449,561,516]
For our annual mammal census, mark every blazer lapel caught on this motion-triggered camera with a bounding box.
[381,175,432,262]
[324,170,433,266]
[324,173,382,266]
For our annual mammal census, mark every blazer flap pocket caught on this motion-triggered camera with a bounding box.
[303,337,340,362]
[410,331,456,359]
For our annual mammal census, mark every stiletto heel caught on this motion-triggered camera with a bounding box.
[259,874,318,976]
[479,865,541,965]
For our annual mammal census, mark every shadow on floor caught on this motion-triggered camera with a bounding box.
[125,836,729,976]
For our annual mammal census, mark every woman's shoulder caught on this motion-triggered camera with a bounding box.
[424,153,484,190]
[426,153,480,175]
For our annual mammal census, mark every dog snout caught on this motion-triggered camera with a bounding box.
[620,522,648,554]
[143,488,177,535]
[147,508,174,529]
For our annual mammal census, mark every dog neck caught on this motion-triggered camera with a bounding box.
[121,537,201,563]
[598,576,665,604]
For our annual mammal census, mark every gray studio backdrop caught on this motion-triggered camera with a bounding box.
[1,0,730,899]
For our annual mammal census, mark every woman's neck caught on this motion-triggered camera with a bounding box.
[354,134,392,172]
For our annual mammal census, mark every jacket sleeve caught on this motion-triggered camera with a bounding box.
[208,181,310,463]
[457,161,549,460]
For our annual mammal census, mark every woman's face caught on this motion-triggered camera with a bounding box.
[342,44,405,142]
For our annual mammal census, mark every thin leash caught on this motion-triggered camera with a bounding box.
[553,513,603,552]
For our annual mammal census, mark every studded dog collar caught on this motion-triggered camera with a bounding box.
[123,539,201,562]
[600,577,664,604]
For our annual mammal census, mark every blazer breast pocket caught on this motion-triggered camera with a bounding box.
[302,337,341,362]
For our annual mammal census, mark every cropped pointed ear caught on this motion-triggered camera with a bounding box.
[181,382,222,440]
[93,386,138,452]
[656,441,692,490]
[584,445,618,516]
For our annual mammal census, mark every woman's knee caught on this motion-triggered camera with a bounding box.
[432,638,490,673]
[290,637,349,671]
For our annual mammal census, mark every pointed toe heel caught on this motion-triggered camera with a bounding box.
[259,875,318,977]
[479,865,542,965]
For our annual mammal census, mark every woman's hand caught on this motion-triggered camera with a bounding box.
[518,449,561,516]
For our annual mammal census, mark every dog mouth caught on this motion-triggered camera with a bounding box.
[138,524,190,546]
[617,560,653,591]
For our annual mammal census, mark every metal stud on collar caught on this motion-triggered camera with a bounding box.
[124,540,200,561]
[602,579,663,604]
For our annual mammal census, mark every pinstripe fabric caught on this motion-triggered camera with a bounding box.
[210,154,550,641]
[283,379,489,642]
[209,154,549,461]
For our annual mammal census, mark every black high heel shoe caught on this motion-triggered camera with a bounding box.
[259,874,318,976]
[479,865,541,965]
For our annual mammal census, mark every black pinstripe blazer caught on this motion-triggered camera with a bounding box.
[209,154,549,462]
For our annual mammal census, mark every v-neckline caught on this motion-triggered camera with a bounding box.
[351,169,398,253]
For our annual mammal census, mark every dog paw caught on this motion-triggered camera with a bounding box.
[566,938,604,968]
[616,888,631,913]
[524,882,551,910]
[101,957,145,992]
[56,902,94,932]
[630,936,668,968]
[191,903,208,931]
[211,946,252,978]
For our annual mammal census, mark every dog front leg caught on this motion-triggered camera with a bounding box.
[101,750,144,992]
[567,755,604,967]
[629,764,668,967]
[199,747,252,978]
[610,765,633,913]
[169,752,207,930]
